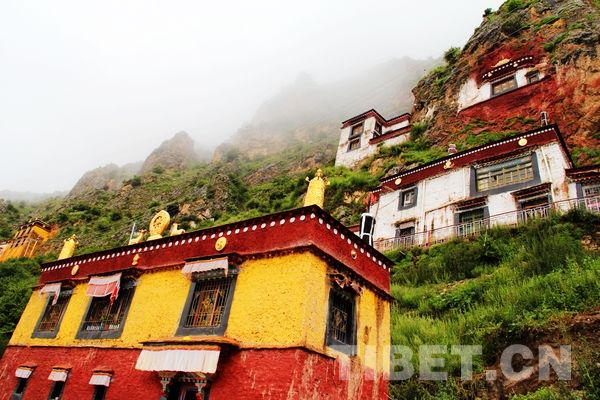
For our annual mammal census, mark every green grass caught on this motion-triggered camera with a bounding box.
[389,211,600,398]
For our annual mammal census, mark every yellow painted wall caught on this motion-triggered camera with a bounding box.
[226,253,330,349]
[0,224,53,261]
[9,251,390,376]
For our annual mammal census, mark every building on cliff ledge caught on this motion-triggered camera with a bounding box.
[368,124,600,252]
[0,205,392,400]
[335,109,411,168]
[0,220,54,262]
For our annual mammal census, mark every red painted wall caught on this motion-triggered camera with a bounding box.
[0,346,388,400]
[0,346,161,400]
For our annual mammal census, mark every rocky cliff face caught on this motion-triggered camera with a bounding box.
[411,0,600,164]
[140,131,199,174]
[68,162,140,197]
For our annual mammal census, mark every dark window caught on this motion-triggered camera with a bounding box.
[491,76,517,96]
[92,386,106,400]
[33,290,72,338]
[373,122,382,138]
[350,123,364,138]
[526,71,540,84]
[518,195,551,223]
[177,272,236,336]
[10,378,28,400]
[398,187,417,209]
[394,224,416,248]
[77,280,136,339]
[48,381,65,400]
[458,208,486,236]
[326,286,356,353]
[476,155,534,192]
[347,138,360,151]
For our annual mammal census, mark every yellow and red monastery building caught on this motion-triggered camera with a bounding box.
[0,205,392,400]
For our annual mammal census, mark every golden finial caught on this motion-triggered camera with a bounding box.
[169,223,185,236]
[304,168,330,208]
[147,210,170,240]
[58,234,78,260]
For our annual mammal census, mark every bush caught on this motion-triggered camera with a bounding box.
[505,0,526,12]
[443,47,461,65]
[410,121,428,142]
[502,15,527,36]
[152,165,165,174]
[130,176,142,187]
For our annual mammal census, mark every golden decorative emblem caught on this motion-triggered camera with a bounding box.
[147,210,171,240]
[443,160,454,170]
[394,178,402,186]
[351,250,357,260]
[71,264,79,276]
[215,237,227,252]
[132,254,140,266]
[518,138,528,147]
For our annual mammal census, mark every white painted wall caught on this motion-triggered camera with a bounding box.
[456,68,546,111]
[372,142,571,243]
[335,116,409,168]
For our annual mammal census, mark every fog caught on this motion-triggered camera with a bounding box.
[0,0,504,193]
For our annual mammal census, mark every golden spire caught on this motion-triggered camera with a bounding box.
[304,168,330,208]
[58,234,78,260]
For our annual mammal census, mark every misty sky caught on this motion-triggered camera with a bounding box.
[0,0,504,193]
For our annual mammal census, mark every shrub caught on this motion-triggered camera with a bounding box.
[501,15,527,36]
[443,47,461,65]
[130,176,142,187]
[410,121,428,141]
[505,0,526,12]
[543,32,567,52]
[152,165,165,174]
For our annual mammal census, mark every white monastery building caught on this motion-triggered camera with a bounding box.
[335,109,411,168]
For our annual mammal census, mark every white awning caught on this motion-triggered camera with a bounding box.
[15,367,33,379]
[40,283,62,305]
[135,349,220,374]
[48,369,68,382]
[89,373,111,387]
[87,273,121,301]
[182,258,228,278]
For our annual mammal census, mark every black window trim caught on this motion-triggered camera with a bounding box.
[490,74,518,97]
[397,186,418,210]
[10,377,30,400]
[32,288,73,339]
[48,379,66,400]
[325,284,357,355]
[176,268,238,336]
[470,152,541,197]
[76,279,137,340]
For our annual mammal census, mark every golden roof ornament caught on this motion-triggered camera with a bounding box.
[304,168,330,208]
[169,223,185,236]
[58,234,78,260]
[128,229,146,245]
[147,210,170,240]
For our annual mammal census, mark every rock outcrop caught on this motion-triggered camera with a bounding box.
[140,131,198,175]
[410,0,600,164]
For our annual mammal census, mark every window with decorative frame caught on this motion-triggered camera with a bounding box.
[526,71,540,84]
[77,279,136,340]
[398,186,418,210]
[326,285,356,354]
[475,154,534,192]
[347,137,361,152]
[177,268,237,336]
[32,289,72,338]
[491,76,518,96]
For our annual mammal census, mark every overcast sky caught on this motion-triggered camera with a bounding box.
[0,0,504,193]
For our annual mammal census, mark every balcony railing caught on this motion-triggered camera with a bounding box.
[375,196,600,253]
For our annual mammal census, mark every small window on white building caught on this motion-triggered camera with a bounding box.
[349,123,364,138]
[373,122,382,138]
[347,138,360,151]
[583,184,600,197]
[526,71,540,84]
[491,76,518,96]
[476,155,534,192]
[398,187,417,209]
